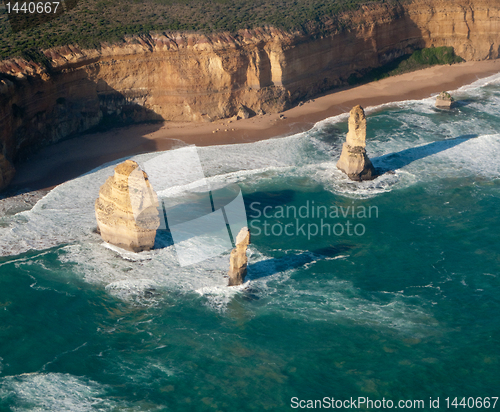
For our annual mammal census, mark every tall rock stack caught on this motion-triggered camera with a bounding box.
[0,154,15,192]
[336,105,376,181]
[228,227,251,286]
[95,160,160,252]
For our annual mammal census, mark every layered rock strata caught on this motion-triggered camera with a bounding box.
[228,227,251,286]
[337,105,376,181]
[95,159,160,252]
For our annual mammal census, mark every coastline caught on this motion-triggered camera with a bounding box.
[8,58,500,194]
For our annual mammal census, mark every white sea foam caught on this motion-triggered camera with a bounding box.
[455,71,500,91]
[105,278,159,301]
[195,283,249,310]
[0,372,169,411]
[57,241,282,310]
[257,275,439,333]
[0,373,113,411]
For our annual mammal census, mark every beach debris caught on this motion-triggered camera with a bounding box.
[435,91,454,108]
[227,227,250,286]
[279,114,286,119]
[0,154,15,192]
[95,160,160,252]
[336,105,376,181]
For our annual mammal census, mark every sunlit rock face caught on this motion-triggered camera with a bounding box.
[228,227,250,286]
[95,160,160,252]
[336,105,376,182]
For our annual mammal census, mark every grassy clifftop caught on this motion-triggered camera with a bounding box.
[0,0,394,59]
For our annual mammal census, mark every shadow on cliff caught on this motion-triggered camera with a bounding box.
[372,134,478,172]
[7,78,167,195]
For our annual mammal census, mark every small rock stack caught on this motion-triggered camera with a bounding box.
[95,160,160,252]
[227,227,250,286]
[336,105,376,181]
[435,91,454,108]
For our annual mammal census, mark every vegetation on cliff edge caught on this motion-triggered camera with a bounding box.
[0,0,400,59]
[348,47,465,85]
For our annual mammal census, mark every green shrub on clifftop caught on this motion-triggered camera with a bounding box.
[349,46,465,85]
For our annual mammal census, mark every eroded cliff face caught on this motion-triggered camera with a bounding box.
[1,0,499,171]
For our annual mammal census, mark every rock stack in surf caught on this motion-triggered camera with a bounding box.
[0,154,15,192]
[95,160,160,252]
[336,105,376,181]
[435,91,454,108]
[228,227,250,286]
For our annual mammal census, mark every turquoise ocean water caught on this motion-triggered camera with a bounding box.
[0,75,499,411]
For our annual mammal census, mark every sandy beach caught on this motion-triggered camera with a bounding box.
[8,58,500,193]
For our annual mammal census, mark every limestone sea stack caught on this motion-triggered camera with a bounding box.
[95,160,160,252]
[436,91,454,108]
[336,105,376,181]
[0,154,15,192]
[227,227,251,286]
